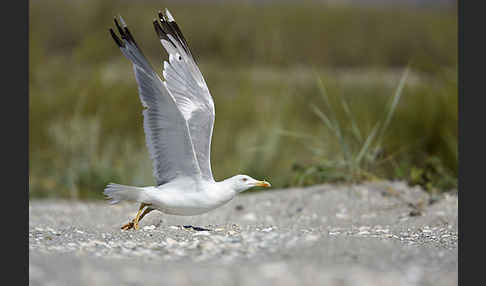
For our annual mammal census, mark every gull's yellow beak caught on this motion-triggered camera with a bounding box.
[254,180,271,188]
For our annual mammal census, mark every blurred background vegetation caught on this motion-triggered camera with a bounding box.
[29,0,457,199]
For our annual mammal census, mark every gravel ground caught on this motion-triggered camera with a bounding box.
[29,181,457,286]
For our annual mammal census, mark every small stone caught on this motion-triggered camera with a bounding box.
[336,213,349,219]
[199,241,216,251]
[148,242,165,250]
[374,226,390,233]
[142,225,156,231]
[242,213,257,221]
[409,210,422,217]
[361,213,377,219]
[173,249,186,256]
[166,238,177,246]
[192,231,211,237]
[124,241,137,249]
[187,240,200,249]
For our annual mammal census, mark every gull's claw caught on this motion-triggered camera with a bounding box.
[120,203,154,231]
[121,220,135,230]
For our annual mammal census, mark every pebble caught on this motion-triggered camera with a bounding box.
[192,231,211,237]
[142,225,156,231]
[123,241,137,249]
[199,241,216,251]
[165,238,178,247]
[242,213,257,221]
[305,234,319,241]
[336,213,349,219]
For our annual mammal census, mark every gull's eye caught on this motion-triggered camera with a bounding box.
[242,178,248,182]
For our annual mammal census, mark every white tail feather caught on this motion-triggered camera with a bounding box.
[103,183,146,204]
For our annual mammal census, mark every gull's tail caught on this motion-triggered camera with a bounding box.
[103,183,147,204]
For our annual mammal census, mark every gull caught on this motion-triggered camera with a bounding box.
[104,9,271,230]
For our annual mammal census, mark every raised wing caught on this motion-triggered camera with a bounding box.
[153,9,216,182]
[109,17,201,185]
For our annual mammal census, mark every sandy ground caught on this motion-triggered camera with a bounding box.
[29,181,457,286]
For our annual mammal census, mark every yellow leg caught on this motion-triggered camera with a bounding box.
[138,207,154,222]
[121,203,152,230]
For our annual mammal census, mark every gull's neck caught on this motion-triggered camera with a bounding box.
[213,178,239,194]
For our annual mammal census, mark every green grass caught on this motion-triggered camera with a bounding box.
[29,0,457,199]
[288,68,457,192]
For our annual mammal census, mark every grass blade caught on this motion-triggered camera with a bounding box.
[340,95,362,142]
[383,67,409,134]
[311,105,335,132]
[355,122,380,165]
[311,104,350,161]
[316,75,332,109]
[275,129,315,140]
[375,66,409,150]
[314,77,351,161]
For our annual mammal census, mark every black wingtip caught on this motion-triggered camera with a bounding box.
[109,28,123,47]
[153,19,162,35]
[158,11,166,22]
[124,26,137,46]
[114,18,125,39]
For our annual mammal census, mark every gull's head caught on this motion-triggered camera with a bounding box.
[226,175,271,193]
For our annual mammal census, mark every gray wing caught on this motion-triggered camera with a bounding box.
[110,17,202,185]
[153,9,216,182]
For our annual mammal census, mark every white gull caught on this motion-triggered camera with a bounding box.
[104,9,271,230]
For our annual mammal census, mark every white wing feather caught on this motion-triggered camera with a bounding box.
[154,9,216,181]
[110,17,202,185]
